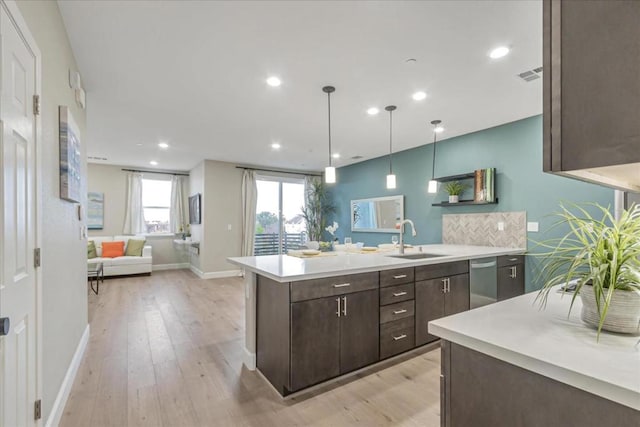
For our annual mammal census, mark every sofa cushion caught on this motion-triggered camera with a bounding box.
[125,239,146,256]
[91,236,113,257]
[87,241,97,259]
[110,256,151,266]
[102,241,125,258]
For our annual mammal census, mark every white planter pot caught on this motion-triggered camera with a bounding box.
[306,241,320,250]
[449,195,459,203]
[580,285,640,334]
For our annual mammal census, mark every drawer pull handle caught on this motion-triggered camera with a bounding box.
[393,274,407,279]
[333,283,351,288]
[392,291,408,297]
[509,258,519,261]
[393,334,407,341]
[393,309,408,315]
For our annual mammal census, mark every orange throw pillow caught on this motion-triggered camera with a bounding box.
[102,241,125,258]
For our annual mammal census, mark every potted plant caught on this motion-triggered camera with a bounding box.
[301,180,336,249]
[444,181,468,203]
[535,203,640,339]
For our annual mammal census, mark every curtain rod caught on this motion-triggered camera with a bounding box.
[235,166,322,177]
[121,168,189,177]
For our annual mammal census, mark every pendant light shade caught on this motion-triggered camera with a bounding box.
[323,86,336,184]
[428,119,442,194]
[385,105,397,190]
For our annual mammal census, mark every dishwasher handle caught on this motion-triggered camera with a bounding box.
[470,260,497,269]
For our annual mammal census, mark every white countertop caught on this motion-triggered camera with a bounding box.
[429,288,640,410]
[228,244,524,282]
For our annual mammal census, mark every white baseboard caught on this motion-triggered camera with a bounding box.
[243,347,256,371]
[189,265,242,279]
[152,262,190,271]
[45,324,90,427]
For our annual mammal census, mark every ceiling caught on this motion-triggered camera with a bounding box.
[58,0,543,173]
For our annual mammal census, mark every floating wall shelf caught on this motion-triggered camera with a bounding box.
[432,168,497,207]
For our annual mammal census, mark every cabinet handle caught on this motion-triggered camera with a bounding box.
[393,274,407,279]
[442,278,447,293]
[392,291,408,297]
[336,298,341,317]
[342,296,347,317]
[333,283,351,288]
[393,309,408,315]
[509,258,519,262]
[510,266,517,279]
[393,334,407,341]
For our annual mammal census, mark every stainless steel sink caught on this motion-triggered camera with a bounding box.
[387,253,446,260]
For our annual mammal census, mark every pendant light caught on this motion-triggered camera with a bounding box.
[385,105,397,189]
[323,86,336,184]
[427,119,442,193]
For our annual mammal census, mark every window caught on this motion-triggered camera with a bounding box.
[254,176,306,255]
[142,178,171,233]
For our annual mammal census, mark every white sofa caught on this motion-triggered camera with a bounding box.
[88,235,152,277]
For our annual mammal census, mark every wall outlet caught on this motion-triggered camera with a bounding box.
[497,221,505,231]
[227,224,232,231]
[527,222,539,232]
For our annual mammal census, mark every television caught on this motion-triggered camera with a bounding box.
[188,193,201,224]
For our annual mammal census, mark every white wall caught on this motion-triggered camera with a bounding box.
[87,163,189,266]
[15,1,87,421]
[189,160,243,275]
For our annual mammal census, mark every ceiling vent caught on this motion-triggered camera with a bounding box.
[517,66,543,82]
[88,156,108,161]
[351,155,364,160]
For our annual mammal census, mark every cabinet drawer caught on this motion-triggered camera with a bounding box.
[380,300,415,324]
[380,283,414,306]
[291,272,379,302]
[497,255,525,267]
[380,317,415,359]
[380,267,415,287]
[415,261,468,281]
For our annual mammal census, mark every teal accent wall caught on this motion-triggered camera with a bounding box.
[328,115,614,291]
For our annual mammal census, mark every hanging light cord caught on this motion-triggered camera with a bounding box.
[389,109,393,174]
[327,91,332,167]
[431,125,437,179]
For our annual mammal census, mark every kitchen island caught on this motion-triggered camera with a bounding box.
[429,288,640,426]
[228,244,524,395]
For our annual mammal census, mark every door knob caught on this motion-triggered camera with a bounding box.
[0,317,9,336]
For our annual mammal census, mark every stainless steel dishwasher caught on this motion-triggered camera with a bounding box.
[469,257,498,309]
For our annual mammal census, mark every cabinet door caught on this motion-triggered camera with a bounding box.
[445,274,470,317]
[290,297,340,391]
[339,290,379,373]
[497,265,525,301]
[415,278,445,347]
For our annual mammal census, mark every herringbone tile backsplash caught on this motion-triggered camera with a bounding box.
[442,211,527,248]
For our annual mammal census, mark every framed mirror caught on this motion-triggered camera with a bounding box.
[351,195,404,233]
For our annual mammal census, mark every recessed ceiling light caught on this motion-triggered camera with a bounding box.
[367,107,380,115]
[136,143,143,146]
[412,91,427,101]
[149,160,158,166]
[332,153,340,159]
[489,46,510,59]
[271,143,281,150]
[266,76,281,87]
[158,142,169,149]
[434,126,444,133]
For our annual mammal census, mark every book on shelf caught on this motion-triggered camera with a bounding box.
[474,168,495,202]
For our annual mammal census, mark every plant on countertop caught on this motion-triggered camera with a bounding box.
[444,181,469,196]
[301,179,336,242]
[325,221,339,242]
[534,202,640,339]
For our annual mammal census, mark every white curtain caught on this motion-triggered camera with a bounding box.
[241,170,258,256]
[123,172,146,234]
[170,176,185,233]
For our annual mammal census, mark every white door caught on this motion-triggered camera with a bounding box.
[0,4,38,426]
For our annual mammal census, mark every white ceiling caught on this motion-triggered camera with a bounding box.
[58,0,542,173]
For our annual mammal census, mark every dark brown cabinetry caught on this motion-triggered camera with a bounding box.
[379,267,416,359]
[257,273,379,395]
[543,0,640,191]
[497,255,525,302]
[415,261,470,347]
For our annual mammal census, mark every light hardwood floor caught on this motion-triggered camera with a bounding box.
[61,270,441,427]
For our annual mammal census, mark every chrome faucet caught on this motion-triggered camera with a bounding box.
[398,219,417,254]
